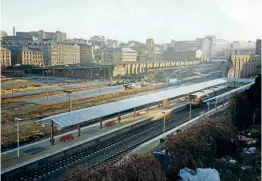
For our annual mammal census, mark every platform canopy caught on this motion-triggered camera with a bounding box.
[204,82,254,102]
[224,78,255,83]
[41,78,227,128]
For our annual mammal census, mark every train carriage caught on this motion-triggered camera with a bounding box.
[188,86,227,107]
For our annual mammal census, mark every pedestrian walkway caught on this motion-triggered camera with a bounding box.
[1,101,186,171]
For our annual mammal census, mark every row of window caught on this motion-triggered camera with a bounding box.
[23,55,42,59]
[1,52,10,55]
[1,61,11,65]
[22,60,43,64]
[2,55,10,58]
[23,52,42,55]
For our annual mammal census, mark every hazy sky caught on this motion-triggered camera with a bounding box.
[1,0,261,43]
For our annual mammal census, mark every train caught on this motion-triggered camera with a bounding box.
[188,85,228,107]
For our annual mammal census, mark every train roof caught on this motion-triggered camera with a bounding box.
[189,85,227,97]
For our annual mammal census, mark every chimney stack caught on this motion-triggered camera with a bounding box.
[13,26,16,36]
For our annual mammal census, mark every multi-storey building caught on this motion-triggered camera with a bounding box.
[146,39,154,51]
[29,30,67,42]
[79,44,94,64]
[171,40,200,51]
[163,47,202,61]
[231,41,256,49]
[44,32,56,41]
[11,47,43,66]
[39,43,80,66]
[205,35,216,57]
[255,39,261,56]
[63,38,87,44]
[225,48,255,57]
[1,47,11,67]
[102,48,137,63]
[0,31,8,38]
[16,32,34,39]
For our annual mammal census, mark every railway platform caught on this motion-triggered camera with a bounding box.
[1,101,186,172]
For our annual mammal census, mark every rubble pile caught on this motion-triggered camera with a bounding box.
[210,124,261,181]
[164,112,237,179]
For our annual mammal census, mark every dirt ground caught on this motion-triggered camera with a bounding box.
[1,78,59,92]
[1,85,163,123]
[1,102,41,122]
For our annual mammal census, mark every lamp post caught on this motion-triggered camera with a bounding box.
[189,102,192,120]
[15,118,22,157]
[162,112,166,133]
[64,90,73,112]
[215,98,218,113]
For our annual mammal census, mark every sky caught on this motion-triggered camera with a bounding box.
[1,0,261,43]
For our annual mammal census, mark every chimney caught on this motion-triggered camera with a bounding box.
[13,26,16,36]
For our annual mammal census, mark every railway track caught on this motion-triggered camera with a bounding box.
[3,103,220,181]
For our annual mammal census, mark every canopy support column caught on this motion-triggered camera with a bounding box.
[100,118,102,129]
[118,112,121,123]
[146,104,149,113]
[50,120,54,146]
[78,124,81,136]
[133,108,136,117]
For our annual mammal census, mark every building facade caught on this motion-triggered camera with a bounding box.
[1,48,11,67]
[102,48,137,63]
[79,44,94,64]
[255,39,261,56]
[205,35,216,58]
[39,43,80,66]
[30,30,66,42]
[11,48,43,66]
[163,47,198,61]
[0,31,8,38]
[146,39,154,51]
[171,40,200,51]
[16,32,33,39]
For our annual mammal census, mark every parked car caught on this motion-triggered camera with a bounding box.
[124,83,136,90]
[108,81,118,86]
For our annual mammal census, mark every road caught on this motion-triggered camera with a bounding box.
[1,81,109,98]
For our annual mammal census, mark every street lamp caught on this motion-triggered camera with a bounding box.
[64,90,73,111]
[162,111,166,133]
[15,118,22,157]
[189,102,192,120]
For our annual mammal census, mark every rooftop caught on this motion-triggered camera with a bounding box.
[104,48,137,53]
[42,78,227,128]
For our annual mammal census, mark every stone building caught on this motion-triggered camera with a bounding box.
[11,47,43,67]
[1,47,11,67]
[102,48,137,63]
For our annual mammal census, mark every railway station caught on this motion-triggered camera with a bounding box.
[1,77,255,181]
